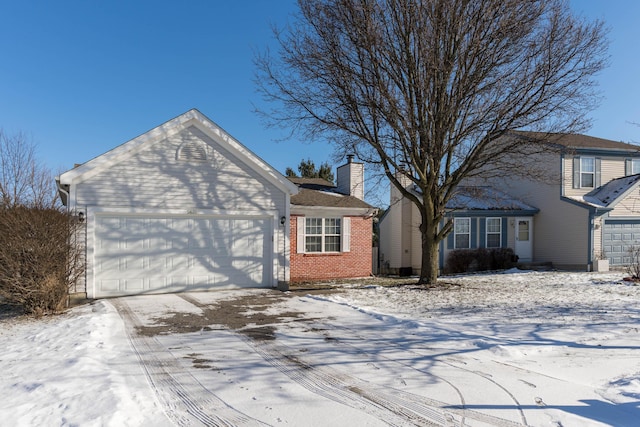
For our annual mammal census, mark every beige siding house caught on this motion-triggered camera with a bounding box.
[379,132,640,274]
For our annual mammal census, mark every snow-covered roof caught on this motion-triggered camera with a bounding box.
[571,174,640,208]
[446,186,538,212]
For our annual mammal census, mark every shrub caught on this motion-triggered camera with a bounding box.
[0,206,83,316]
[445,247,517,274]
[626,246,640,280]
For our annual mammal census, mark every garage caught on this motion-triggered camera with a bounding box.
[57,110,298,298]
[93,214,272,297]
[602,219,640,265]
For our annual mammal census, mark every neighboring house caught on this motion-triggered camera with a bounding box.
[288,157,377,282]
[57,109,374,298]
[379,132,640,275]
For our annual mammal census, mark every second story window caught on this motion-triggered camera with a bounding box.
[580,157,595,188]
[632,159,640,174]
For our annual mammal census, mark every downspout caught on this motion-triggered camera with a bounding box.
[280,213,288,291]
[55,179,73,306]
[588,210,595,272]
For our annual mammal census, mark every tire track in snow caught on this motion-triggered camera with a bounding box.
[304,297,530,426]
[175,292,525,426]
[250,340,443,427]
[179,293,444,426]
[251,337,525,427]
[440,358,528,426]
[111,298,270,427]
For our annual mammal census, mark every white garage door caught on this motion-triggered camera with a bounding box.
[602,219,640,265]
[94,214,271,297]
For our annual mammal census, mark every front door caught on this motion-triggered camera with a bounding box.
[515,217,533,262]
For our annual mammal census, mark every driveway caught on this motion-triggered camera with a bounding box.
[109,285,566,427]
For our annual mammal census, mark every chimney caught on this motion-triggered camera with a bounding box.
[337,155,364,200]
[390,168,412,206]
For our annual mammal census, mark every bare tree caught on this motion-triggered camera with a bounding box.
[256,0,608,284]
[0,129,79,315]
[0,129,58,208]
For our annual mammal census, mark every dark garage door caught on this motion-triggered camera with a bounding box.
[602,219,640,265]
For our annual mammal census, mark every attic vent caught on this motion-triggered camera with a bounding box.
[177,141,207,162]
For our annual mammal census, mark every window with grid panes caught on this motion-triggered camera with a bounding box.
[305,217,342,252]
[580,157,595,188]
[454,218,471,249]
[486,218,501,248]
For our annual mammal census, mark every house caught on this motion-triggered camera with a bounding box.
[288,157,377,282]
[379,132,640,275]
[57,109,375,298]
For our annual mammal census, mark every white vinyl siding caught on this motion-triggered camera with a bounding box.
[454,218,471,249]
[74,126,285,211]
[486,218,502,248]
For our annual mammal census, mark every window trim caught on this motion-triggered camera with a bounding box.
[580,157,595,188]
[302,216,344,254]
[485,217,502,249]
[454,217,471,249]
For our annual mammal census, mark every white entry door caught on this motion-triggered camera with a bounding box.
[515,217,533,262]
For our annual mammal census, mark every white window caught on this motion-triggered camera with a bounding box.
[305,217,341,252]
[454,218,470,249]
[486,218,501,248]
[632,159,640,174]
[581,157,595,188]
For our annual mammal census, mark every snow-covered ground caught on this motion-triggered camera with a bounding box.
[1,270,640,426]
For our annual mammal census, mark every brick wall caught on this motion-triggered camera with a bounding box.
[290,215,373,282]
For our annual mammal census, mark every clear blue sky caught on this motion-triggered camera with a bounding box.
[1,1,639,205]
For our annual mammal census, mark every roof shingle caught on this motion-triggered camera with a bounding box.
[510,131,640,152]
[288,177,373,209]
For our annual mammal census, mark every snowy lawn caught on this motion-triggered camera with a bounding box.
[1,270,640,426]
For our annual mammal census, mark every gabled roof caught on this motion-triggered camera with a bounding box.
[57,109,298,196]
[446,186,538,212]
[289,177,372,209]
[571,174,640,209]
[509,131,640,152]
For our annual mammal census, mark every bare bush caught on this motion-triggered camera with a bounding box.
[626,246,640,280]
[0,206,84,316]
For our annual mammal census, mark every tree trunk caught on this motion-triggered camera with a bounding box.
[418,214,440,285]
